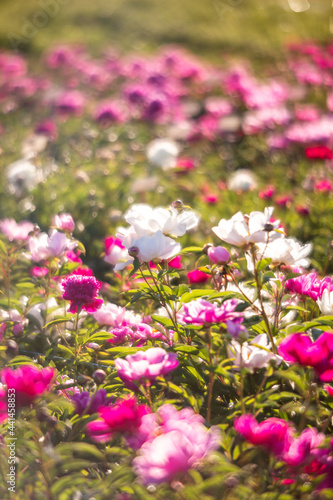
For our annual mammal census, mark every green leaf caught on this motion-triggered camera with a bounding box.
[44,317,72,328]
[173,345,199,354]
[256,258,271,272]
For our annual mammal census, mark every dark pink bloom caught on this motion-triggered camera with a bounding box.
[296,205,310,217]
[285,273,333,301]
[282,428,325,467]
[115,348,179,388]
[275,195,292,208]
[62,274,103,313]
[176,157,196,171]
[278,332,333,382]
[86,397,150,443]
[66,250,82,264]
[314,180,333,193]
[305,145,333,160]
[178,298,240,326]
[0,218,34,242]
[234,414,293,456]
[207,246,230,264]
[1,365,55,407]
[35,120,58,140]
[259,185,275,200]
[55,91,85,116]
[168,256,182,269]
[71,389,111,415]
[187,269,210,283]
[94,101,126,127]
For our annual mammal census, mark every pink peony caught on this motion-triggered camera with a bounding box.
[52,213,75,232]
[86,397,150,443]
[114,347,179,388]
[177,298,239,326]
[104,236,128,267]
[278,332,333,382]
[282,427,325,467]
[234,414,293,457]
[133,404,220,484]
[1,365,55,407]
[285,273,333,301]
[62,274,103,313]
[0,218,34,242]
[187,269,210,283]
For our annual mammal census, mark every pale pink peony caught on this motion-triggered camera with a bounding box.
[115,347,179,388]
[0,218,34,241]
[52,213,75,232]
[177,298,240,326]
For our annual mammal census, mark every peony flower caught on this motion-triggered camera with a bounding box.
[278,331,333,382]
[28,230,73,262]
[212,207,282,247]
[94,101,126,127]
[62,274,103,314]
[86,397,150,443]
[114,347,179,388]
[0,218,34,242]
[117,231,181,269]
[52,213,75,232]
[234,414,293,457]
[285,273,333,301]
[124,204,199,238]
[187,269,210,283]
[228,334,282,372]
[1,365,55,407]
[6,159,39,195]
[133,405,220,484]
[93,302,142,328]
[248,238,312,269]
[317,289,333,315]
[227,169,257,192]
[71,389,110,415]
[146,138,179,169]
[104,236,128,267]
[282,427,325,467]
[177,298,240,326]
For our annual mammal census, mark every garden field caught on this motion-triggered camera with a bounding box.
[1,1,333,499]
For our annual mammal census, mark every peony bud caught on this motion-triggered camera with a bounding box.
[207,246,230,264]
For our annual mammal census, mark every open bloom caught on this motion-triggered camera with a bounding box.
[124,204,199,238]
[285,273,333,301]
[71,389,110,415]
[146,138,179,169]
[212,207,282,247]
[234,414,293,457]
[28,230,74,261]
[115,347,179,388]
[278,332,333,382]
[177,298,240,326]
[104,236,128,266]
[86,397,150,443]
[1,365,55,407]
[62,274,103,313]
[228,334,282,372]
[0,218,34,241]
[248,237,312,269]
[282,427,326,467]
[132,404,220,484]
[317,289,333,315]
[93,302,142,328]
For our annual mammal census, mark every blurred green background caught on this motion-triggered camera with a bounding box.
[0,0,331,61]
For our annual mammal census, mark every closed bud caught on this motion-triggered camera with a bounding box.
[6,340,18,356]
[207,245,230,264]
[171,200,183,209]
[202,243,213,255]
[93,369,106,385]
[128,246,139,258]
[77,374,89,386]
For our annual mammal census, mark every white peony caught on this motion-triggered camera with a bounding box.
[146,138,180,170]
[28,230,75,262]
[247,237,312,270]
[124,204,198,238]
[227,169,257,192]
[317,289,333,315]
[228,334,282,372]
[212,207,282,247]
